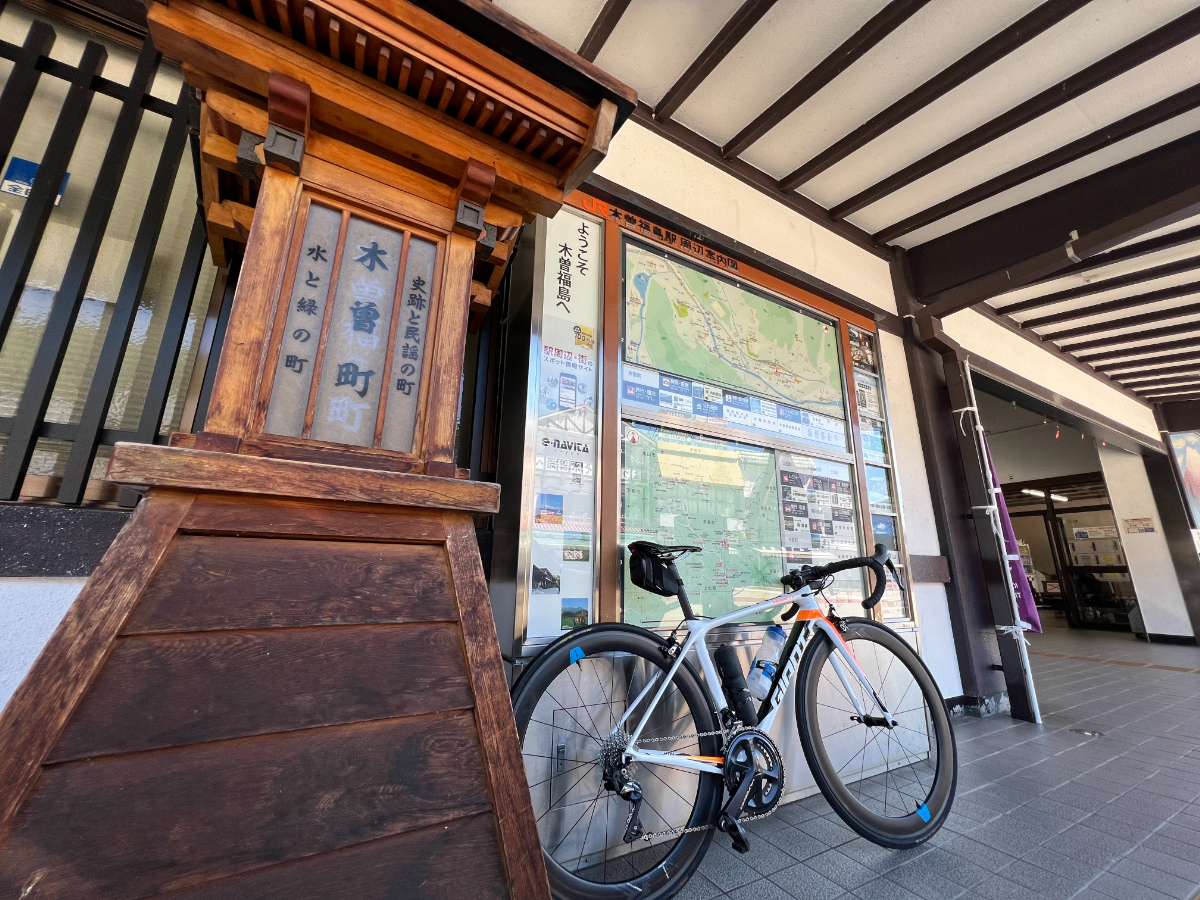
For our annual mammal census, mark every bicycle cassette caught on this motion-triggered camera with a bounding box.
[724,728,785,816]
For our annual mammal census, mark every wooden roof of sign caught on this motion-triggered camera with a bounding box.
[146,0,635,218]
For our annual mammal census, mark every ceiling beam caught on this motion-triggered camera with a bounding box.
[779,0,1090,193]
[1142,389,1200,401]
[830,6,1200,221]
[630,104,886,257]
[1096,350,1200,373]
[912,131,1200,313]
[1121,370,1200,386]
[874,82,1200,244]
[720,0,929,159]
[1060,319,1200,353]
[1020,279,1200,331]
[1018,223,1200,295]
[994,254,1200,316]
[1047,301,1200,343]
[653,0,777,121]
[578,0,634,62]
[1078,336,1200,364]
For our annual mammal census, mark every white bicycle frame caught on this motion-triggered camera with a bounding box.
[616,583,895,776]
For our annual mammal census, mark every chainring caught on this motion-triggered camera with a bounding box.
[724,728,785,816]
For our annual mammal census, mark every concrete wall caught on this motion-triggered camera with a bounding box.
[0,577,83,713]
[1097,443,1194,638]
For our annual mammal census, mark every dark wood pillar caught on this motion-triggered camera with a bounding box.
[891,250,1026,718]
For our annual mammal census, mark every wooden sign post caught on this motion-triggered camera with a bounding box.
[0,2,633,897]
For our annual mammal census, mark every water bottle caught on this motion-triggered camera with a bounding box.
[747,625,786,701]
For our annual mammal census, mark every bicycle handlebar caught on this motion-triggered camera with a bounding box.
[782,543,893,610]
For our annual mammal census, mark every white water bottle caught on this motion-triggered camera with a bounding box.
[747,625,786,701]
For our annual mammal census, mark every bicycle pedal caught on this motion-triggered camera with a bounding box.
[718,814,751,854]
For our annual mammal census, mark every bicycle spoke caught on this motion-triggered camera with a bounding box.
[642,761,698,810]
[566,665,605,740]
[550,786,604,859]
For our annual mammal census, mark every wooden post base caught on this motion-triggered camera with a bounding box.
[0,446,549,899]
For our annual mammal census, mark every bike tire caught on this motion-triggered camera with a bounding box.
[795,618,956,848]
[511,623,723,900]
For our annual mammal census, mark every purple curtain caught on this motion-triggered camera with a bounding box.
[984,442,1043,633]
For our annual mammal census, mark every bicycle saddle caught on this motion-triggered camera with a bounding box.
[627,541,700,561]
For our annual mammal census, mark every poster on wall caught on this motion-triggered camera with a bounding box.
[527,209,602,639]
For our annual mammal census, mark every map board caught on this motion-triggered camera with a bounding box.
[621,423,866,628]
[624,240,844,422]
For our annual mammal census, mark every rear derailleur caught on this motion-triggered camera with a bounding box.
[602,730,646,843]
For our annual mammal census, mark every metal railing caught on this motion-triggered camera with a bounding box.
[0,14,212,505]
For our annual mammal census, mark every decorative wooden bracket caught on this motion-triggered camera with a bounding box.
[453,157,496,239]
[265,71,310,174]
[560,99,617,196]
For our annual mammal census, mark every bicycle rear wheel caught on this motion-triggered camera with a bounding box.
[511,624,722,900]
[796,618,956,848]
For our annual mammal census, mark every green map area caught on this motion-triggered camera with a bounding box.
[622,424,784,627]
[625,243,843,417]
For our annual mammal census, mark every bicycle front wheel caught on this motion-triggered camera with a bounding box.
[511,624,723,900]
[796,618,956,848]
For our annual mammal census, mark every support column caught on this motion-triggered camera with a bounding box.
[892,250,1023,718]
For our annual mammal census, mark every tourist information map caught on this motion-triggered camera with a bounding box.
[621,423,865,627]
[622,240,847,452]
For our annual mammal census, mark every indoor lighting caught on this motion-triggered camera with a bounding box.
[1021,488,1068,502]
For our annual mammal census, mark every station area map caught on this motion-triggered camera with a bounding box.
[622,423,786,627]
[625,242,843,420]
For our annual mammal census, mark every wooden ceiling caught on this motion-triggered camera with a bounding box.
[497,0,1200,405]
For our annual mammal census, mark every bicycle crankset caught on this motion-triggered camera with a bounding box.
[719,729,785,853]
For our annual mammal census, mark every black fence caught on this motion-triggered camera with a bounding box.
[0,12,213,506]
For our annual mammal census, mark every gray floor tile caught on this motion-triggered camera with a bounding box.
[727,877,805,900]
[993,859,1080,900]
[804,847,879,890]
[1089,871,1181,900]
[912,847,990,889]
[767,861,846,898]
[1128,846,1200,885]
[675,871,724,900]
[794,815,857,848]
[885,860,969,900]
[1111,858,1200,899]
[698,844,763,892]
[853,877,926,900]
[761,823,830,861]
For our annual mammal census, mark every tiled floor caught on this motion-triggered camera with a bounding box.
[687,619,1200,900]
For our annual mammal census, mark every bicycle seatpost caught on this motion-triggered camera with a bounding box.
[667,561,697,620]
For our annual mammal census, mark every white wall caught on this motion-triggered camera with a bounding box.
[0,577,84,713]
[911,585,964,698]
[595,121,898,314]
[1097,443,1194,638]
[942,309,1159,441]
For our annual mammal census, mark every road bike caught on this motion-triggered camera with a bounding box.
[511,541,957,900]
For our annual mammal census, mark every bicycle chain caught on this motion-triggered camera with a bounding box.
[625,726,779,843]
